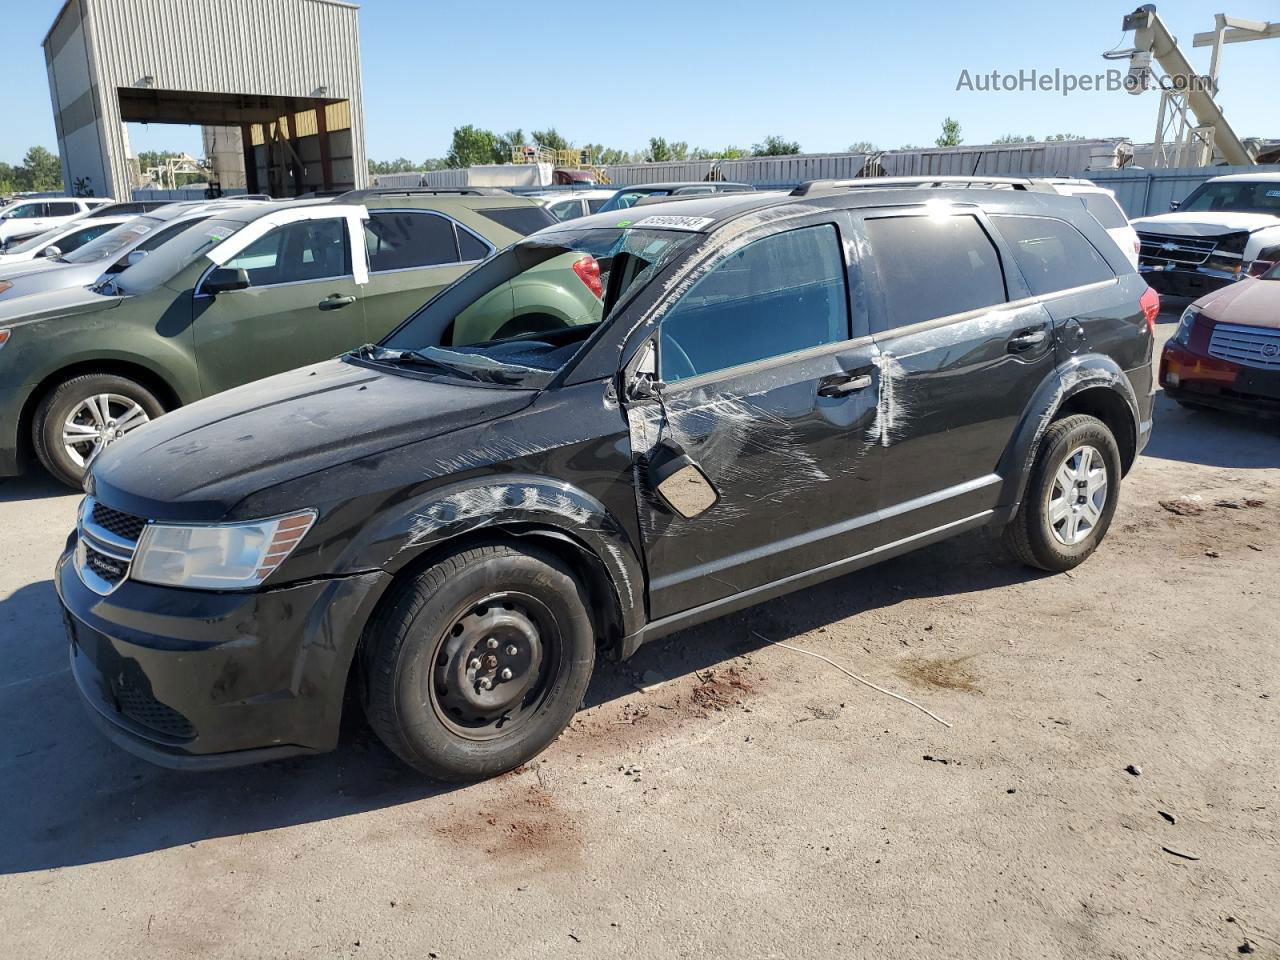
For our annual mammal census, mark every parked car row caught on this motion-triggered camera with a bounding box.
[0,196,116,248]
[45,180,1159,783]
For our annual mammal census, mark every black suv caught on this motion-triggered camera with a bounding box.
[57,184,1156,780]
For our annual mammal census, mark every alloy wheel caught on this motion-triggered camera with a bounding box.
[61,393,151,468]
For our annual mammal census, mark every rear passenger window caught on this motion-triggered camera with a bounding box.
[1076,193,1129,229]
[366,211,458,270]
[660,224,848,383]
[457,227,490,262]
[865,214,1007,331]
[476,205,557,236]
[993,215,1115,296]
[46,202,80,216]
[586,198,608,213]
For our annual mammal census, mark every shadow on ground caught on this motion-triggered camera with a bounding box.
[0,529,1033,876]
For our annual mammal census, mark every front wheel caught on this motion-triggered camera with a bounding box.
[1003,414,1122,572]
[362,542,596,781]
[32,373,164,488]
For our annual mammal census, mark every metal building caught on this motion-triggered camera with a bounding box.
[42,0,367,199]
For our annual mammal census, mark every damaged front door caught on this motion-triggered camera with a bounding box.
[627,221,884,620]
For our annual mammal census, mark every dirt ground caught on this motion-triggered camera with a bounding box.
[1,318,1277,959]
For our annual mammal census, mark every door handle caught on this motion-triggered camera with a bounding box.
[1007,329,1048,353]
[318,294,356,311]
[817,373,873,397]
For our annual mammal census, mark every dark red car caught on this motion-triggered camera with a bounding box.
[1161,263,1280,414]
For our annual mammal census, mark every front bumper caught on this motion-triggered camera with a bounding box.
[1139,264,1242,299]
[1160,342,1280,415]
[56,545,391,769]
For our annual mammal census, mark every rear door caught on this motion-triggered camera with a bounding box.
[193,214,366,394]
[860,207,1054,541]
[630,217,884,618]
[360,209,492,339]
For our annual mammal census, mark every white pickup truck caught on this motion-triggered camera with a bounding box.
[1132,172,1280,299]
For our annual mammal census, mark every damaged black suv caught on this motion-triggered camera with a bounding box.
[57,183,1156,780]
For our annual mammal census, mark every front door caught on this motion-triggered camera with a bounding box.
[859,208,1055,542]
[628,219,884,620]
[193,215,366,395]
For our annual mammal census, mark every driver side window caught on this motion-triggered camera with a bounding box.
[223,218,351,287]
[659,224,849,383]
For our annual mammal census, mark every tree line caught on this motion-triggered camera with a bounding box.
[0,147,63,194]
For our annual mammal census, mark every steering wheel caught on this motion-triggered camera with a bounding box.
[660,334,697,382]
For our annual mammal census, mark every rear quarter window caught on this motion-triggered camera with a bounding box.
[1075,192,1129,229]
[992,215,1116,296]
[475,205,557,236]
[864,214,1007,331]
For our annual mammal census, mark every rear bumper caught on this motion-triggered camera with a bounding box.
[1160,342,1280,415]
[56,545,391,769]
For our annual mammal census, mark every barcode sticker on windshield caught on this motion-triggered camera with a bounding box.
[632,215,715,231]
[1267,190,1280,198]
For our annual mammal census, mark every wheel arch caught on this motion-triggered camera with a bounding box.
[995,355,1140,523]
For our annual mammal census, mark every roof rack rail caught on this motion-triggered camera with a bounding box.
[791,176,1056,196]
[632,192,723,206]
[335,187,514,202]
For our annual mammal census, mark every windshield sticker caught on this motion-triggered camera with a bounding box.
[615,220,633,227]
[632,215,715,231]
[1267,190,1280,198]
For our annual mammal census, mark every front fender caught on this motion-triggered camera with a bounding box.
[996,353,1140,517]
[353,475,646,637]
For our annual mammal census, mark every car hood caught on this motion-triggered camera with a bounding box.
[0,283,121,325]
[1197,277,1280,330]
[88,358,538,521]
[1131,211,1280,235]
[0,255,70,283]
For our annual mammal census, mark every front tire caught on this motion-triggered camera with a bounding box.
[1003,414,1122,572]
[362,542,596,781]
[32,373,164,488]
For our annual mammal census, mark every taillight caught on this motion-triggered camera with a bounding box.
[572,256,602,298]
[1139,286,1159,335]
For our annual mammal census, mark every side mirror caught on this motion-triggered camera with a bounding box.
[125,250,148,266]
[203,266,250,295]
[1169,200,1181,211]
[41,245,61,259]
[647,440,719,519]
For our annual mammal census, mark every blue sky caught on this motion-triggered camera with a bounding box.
[3,0,1277,165]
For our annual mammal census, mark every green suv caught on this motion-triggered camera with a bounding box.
[0,190,562,487]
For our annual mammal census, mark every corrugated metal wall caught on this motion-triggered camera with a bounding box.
[719,153,869,184]
[603,161,717,185]
[44,0,365,198]
[1085,164,1280,218]
[877,140,1128,178]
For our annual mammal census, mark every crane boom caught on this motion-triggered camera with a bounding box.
[1122,5,1254,165]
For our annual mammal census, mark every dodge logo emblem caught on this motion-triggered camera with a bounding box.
[1263,342,1279,358]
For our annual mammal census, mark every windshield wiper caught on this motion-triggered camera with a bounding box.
[92,276,120,296]
[347,342,483,381]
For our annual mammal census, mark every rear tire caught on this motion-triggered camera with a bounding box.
[32,373,164,489]
[362,541,595,781]
[1003,414,1122,572]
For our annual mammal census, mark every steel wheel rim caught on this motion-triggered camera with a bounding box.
[61,393,151,468]
[1046,444,1108,546]
[426,592,561,742]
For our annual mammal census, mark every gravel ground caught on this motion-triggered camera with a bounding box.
[1,320,1276,959]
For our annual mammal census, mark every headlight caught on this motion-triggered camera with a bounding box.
[131,510,315,590]
[1172,305,1199,346]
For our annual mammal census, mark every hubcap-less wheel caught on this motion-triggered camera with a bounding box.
[1046,444,1108,546]
[429,593,559,741]
[61,393,151,468]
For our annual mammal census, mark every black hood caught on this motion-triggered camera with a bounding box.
[88,358,536,521]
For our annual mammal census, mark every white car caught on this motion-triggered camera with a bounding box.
[0,196,114,246]
[526,190,617,223]
[0,214,133,262]
[1043,179,1139,269]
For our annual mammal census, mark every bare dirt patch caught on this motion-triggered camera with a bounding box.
[434,783,578,863]
[895,653,982,694]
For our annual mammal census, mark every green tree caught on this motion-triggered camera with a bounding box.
[645,137,689,163]
[751,135,801,156]
[531,127,571,152]
[992,134,1036,144]
[445,125,499,168]
[690,145,749,160]
[1044,133,1085,141]
[935,117,962,148]
[847,140,879,154]
[18,145,64,191]
[493,129,526,164]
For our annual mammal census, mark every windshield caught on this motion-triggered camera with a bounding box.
[108,218,244,295]
[1179,181,1280,216]
[375,226,697,387]
[597,188,669,213]
[4,224,71,255]
[63,215,163,263]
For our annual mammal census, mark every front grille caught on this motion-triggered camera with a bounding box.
[91,502,146,543]
[1209,323,1280,370]
[1138,231,1218,267]
[84,542,127,584]
[115,683,196,740]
